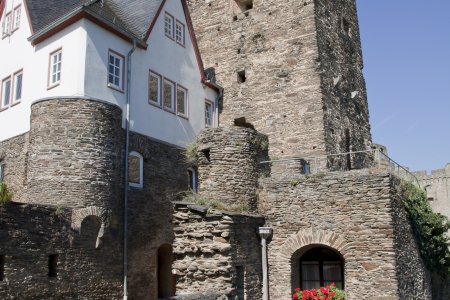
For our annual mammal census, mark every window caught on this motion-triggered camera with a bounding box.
[342,17,351,36]
[108,50,124,91]
[175,21,185,46]
[13,5,21,30]
[49,49,62,87]
[0,255,4,281]
[299,247,344,290]
[237,70,246,83]
[2,12,11,36]
[128,151,143,188]
[0,162,4,182]
[13,70,23,103]
[235,265,245,300]
[164,13,174,38]
[176,85,187,117]
[205,100,214,127]
[1,77,11,108]
[148,71,161,105]
[187,167,197,192]
[80,216,102,249]
[163,79,175,112]
[48,254,58,278]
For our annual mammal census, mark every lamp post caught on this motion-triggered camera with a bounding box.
[258,227,273,300]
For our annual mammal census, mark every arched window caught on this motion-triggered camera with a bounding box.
[80,215,102,249]
[187,167,197,192]
[297,247,344,290]
[157,244,175,298]
[129,151,143,188]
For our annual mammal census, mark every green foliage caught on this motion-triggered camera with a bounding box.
[0,182,13,206]
[400,181,450,274]
[184,141,198,162]
[181,191,249,213]
[290,179,302,187]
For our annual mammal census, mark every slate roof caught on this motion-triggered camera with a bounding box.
[25,0,164,40]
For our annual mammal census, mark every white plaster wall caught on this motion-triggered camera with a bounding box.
[0,0,87,141]
[84,0,217,147]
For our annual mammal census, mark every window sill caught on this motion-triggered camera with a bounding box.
[0,106,9,112]
[163,107,176,115]
[149,100,162,108]
[177,113,189,120]
[165,34,175,41]
[176,41,186,48]
[107,83,124,94]
[47,83,60,90]
[10,100,21,107]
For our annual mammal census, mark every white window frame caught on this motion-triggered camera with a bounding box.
[13,5,21,30]
[128,151,143,189]
[205,100,214,127]
[163,78,175,112]
[48,49,62,88]
[164,12,174,39]
[12,70,23,104]
[175,20,185,46]
[148,71,161,106]
[176,84,188,118]
[107,50,124,91]
[187,167,197,193]
[2,12,11,37]
[1,76,12,109]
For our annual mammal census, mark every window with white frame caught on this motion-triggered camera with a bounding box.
[163,79,175,112]
[176,85,187,117]
[49,49,62,87]
[2,12,11,36]
[1,77,11,108]
[128,151,143,188]
[175,21,185,46]
[148,71,161,105]
[205,100,214,127]
[13,5,21,30]
[164,13,174,38]
[13,70,23,103]
[108,50,124,90]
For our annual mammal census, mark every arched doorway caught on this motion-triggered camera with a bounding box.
[79,215,102,249]
[157,244,175,298]
[292,246,344,290]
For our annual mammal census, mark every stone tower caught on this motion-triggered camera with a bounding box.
[188,0,372,169]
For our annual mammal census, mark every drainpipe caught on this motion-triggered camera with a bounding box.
[123,38,137,300]
[258,227,273,300]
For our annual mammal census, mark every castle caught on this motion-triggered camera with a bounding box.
[0,0,447,299]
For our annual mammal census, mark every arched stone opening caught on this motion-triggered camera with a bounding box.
[79,215,102,249]
[291,245,344,291]
[157,244,175,298]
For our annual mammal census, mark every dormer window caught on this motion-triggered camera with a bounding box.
[164,13,174,39]
[2,12,11,37]
[13,5,21,30]
[175,21,185,46]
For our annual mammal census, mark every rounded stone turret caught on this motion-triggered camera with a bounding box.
[27,98,123,209]
[196,125,269,212]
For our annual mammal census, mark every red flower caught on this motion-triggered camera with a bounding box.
[295,288,301,292]
[330,292,335,297]
[293,293,298,299]
[331,283,336,287]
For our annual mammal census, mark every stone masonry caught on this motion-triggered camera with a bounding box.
[188,0,372,165]
[258,170,432,299]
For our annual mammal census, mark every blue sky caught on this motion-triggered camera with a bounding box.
[356,0,450,172]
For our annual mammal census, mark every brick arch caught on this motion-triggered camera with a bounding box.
[71,206,108,231]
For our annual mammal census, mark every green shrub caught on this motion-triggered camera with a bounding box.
[0,182,13,206]
[181,191,249,213]
[400,181,450,274]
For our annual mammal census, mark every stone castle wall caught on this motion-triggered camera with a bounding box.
[196,126,269,212]
[27,99,124,209]
[0,202,123,299]
[173,202,265,299]
[188,0,372,161]
[258,170,431,299]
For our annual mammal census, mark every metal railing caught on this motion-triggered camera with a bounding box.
[260,149,420,187]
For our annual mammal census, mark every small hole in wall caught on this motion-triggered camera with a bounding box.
[0,255,4,281]
[233,15,238,21]
[237,70,246,83]
[202,149,211,162]
[237,49,241,54]
[48,254,58,278]
[342,17,351,36]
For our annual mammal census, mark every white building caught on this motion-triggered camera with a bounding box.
[0,0,220,146]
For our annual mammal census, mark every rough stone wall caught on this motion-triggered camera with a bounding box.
[127,132,190,300]
[27,98,124,209]
[196,126,269,212]
[413,164,450,221]
[258,170,431,299]
[314,0,372,169]
[0,202,123,299]
[188,0,372,161]
[0,133,28,202]
[172,202,265,299]
[188,0,327,158]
